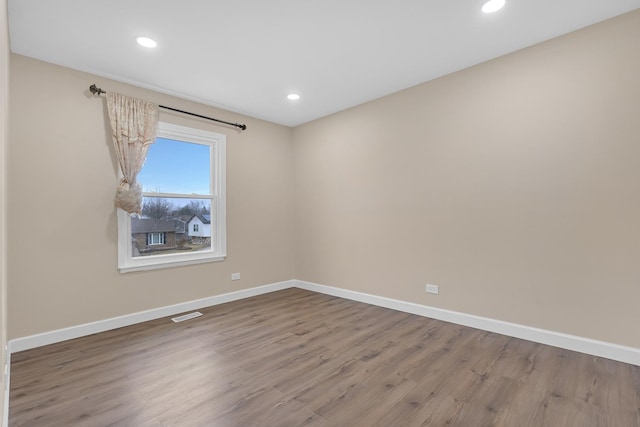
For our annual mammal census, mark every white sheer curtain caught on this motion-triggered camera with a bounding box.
[107,92,159,215]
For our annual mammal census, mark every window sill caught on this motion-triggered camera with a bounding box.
[119,255,225,273]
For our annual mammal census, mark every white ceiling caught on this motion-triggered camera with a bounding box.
[8,0,640,127]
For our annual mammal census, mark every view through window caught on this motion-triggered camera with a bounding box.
[135,137,213,257]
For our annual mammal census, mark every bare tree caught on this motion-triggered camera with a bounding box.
[190,200,210,215]
[142,197,173,219]
[173,200,210,217]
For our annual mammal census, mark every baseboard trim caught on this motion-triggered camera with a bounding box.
[9,278,640,366]
[295,280,640,366]
[3,346,10,427]
[9,280,295,354]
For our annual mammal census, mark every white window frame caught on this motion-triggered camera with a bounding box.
[117,122,226,273]
[147,232,165,246]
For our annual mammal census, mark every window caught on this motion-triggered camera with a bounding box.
[147,233,165,246]
[118,122,226,272]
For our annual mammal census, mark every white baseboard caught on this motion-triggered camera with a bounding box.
[3,346,10,427]
[8,278,640,367]
[295,280,640,366]
[9,280,295,354]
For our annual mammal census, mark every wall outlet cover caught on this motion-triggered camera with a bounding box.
[426,284,439,295]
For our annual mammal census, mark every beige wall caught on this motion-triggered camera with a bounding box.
[293,10,640,348]
[8,55,295,339]
[1,0,8,422]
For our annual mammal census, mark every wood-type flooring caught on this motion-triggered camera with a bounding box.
[9,288,640,426]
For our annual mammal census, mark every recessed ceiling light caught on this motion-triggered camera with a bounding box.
[136,37,157,48]
[287,93,301,101]
[482,0,505,13]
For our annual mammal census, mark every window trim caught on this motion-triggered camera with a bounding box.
[117,121,226,273]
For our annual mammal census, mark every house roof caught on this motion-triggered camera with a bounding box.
[131,218,176,234]
[188,214,211,225]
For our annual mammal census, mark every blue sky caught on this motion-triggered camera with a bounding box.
[138,137,210,195]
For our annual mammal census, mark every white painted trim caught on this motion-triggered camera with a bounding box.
[3,345,9,427]
[295,280,640,366]
[118,254,225,274]
[9,280,295,353]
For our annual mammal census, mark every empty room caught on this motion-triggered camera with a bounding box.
[1,0,640,426]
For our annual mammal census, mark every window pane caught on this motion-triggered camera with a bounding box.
[132,197,212,258]
[138,137,211,195]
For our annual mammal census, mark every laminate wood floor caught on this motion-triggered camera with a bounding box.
[9,288,640,426]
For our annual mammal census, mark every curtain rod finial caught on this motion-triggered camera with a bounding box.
[89,84,105,96]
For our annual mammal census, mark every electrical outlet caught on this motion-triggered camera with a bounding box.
[231,273,241,281]
[426,284,439,295]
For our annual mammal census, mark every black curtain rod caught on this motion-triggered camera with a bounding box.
[89,84,247,131]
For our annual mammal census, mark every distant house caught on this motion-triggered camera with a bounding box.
[131,218,177,252]
[187,214,211,239]
[173,219,188,247]
[173,219,186,235]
